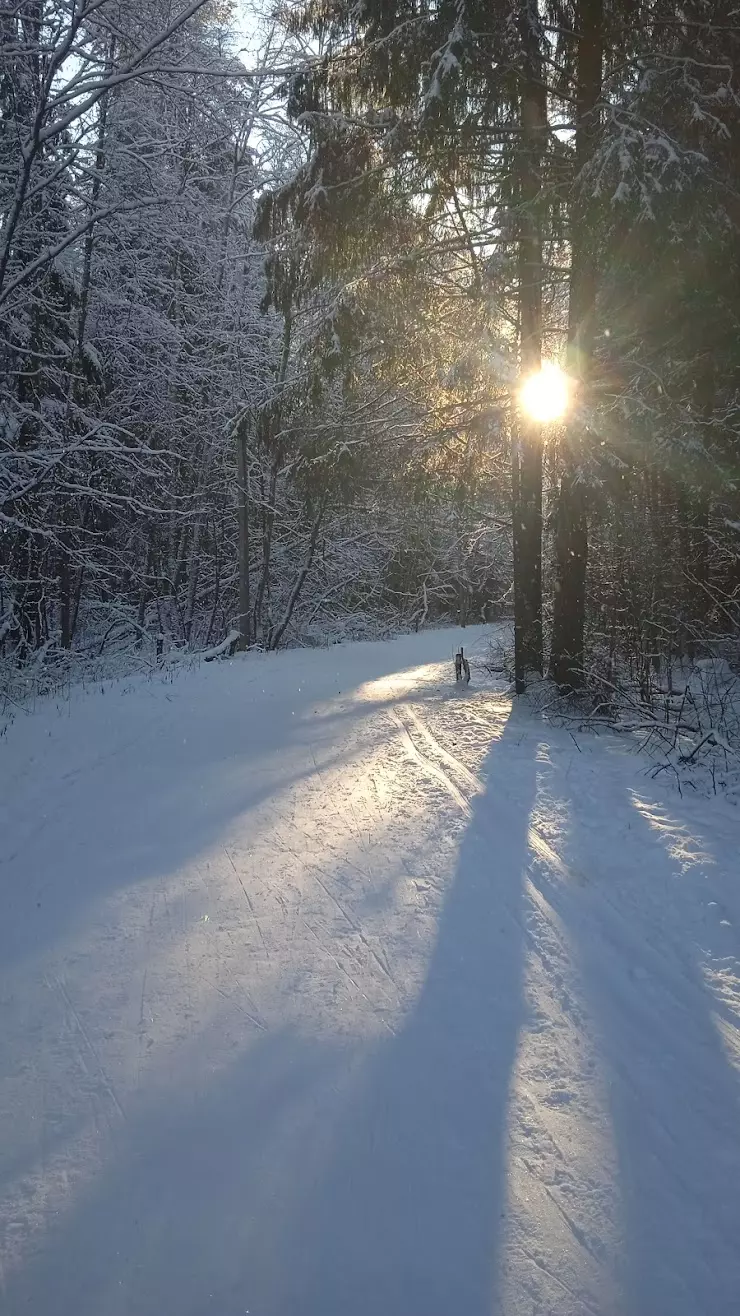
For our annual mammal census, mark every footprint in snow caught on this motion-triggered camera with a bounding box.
[544,1087,576,1107]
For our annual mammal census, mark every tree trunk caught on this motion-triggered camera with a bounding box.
[550,472,588,686]
[253,452,280,643]
[185,516,202,644]
[683,361,713,642]
[550,0,603,690]
[513,0,547,693]
[70,563,85,645]
[59,539,72,649]
[269,498,327,651]
[252,306,291,643]
[235,427,251,649]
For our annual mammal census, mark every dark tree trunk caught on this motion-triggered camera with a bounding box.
[513,0,546,693]
[551,473,588,686]
[681,361,713,644]
[253,451,280,643]
[59,541,72,649]
[70,563,85,644]
[252,307,291,644]
[236,426,251,649]
[550,0,603,691]
[269,497,327,651]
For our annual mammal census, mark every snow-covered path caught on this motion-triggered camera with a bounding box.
[1,627,739,1315]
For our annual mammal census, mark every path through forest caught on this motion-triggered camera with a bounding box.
[1,626,739,1315]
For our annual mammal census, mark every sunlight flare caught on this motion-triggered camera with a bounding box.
[518,362,570,424]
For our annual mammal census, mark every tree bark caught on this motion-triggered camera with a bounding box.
[253,450,280,643]
[513,0,547,693]
[59,537,72,649]
[269,498,327,651]
[235,427,251,649]
[550,0,603,691]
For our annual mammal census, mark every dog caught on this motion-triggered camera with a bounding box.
[455,648,471,685]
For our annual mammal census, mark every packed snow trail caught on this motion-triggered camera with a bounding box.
[1,627,739,1316]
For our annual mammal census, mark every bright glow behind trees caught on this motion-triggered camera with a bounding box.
[518,362,570,424]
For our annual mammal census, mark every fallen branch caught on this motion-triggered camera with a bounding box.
[202,630,240,662]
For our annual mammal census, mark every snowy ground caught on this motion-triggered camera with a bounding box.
[1,625,740,1316]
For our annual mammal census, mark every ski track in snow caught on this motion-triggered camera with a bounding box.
[1,625,739,1315]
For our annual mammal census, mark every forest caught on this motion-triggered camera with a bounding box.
[2,0,739,731]
[4,7,740,1309]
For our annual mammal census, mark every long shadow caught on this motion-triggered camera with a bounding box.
[531,744,740,1315]
[1,701,536,1316]
[273,705,538,1316]
[0,1029,358,1316]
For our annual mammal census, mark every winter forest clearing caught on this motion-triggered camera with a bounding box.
[4,0,740,1312]
[1,627,739,1314]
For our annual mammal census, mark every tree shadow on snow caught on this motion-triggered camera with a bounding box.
[529,744,740,1316]
[270,704,537,1316]
[1,1029,358,1316]
[1,702,536,1316]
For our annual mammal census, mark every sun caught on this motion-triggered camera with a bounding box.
[518,362,570,424]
